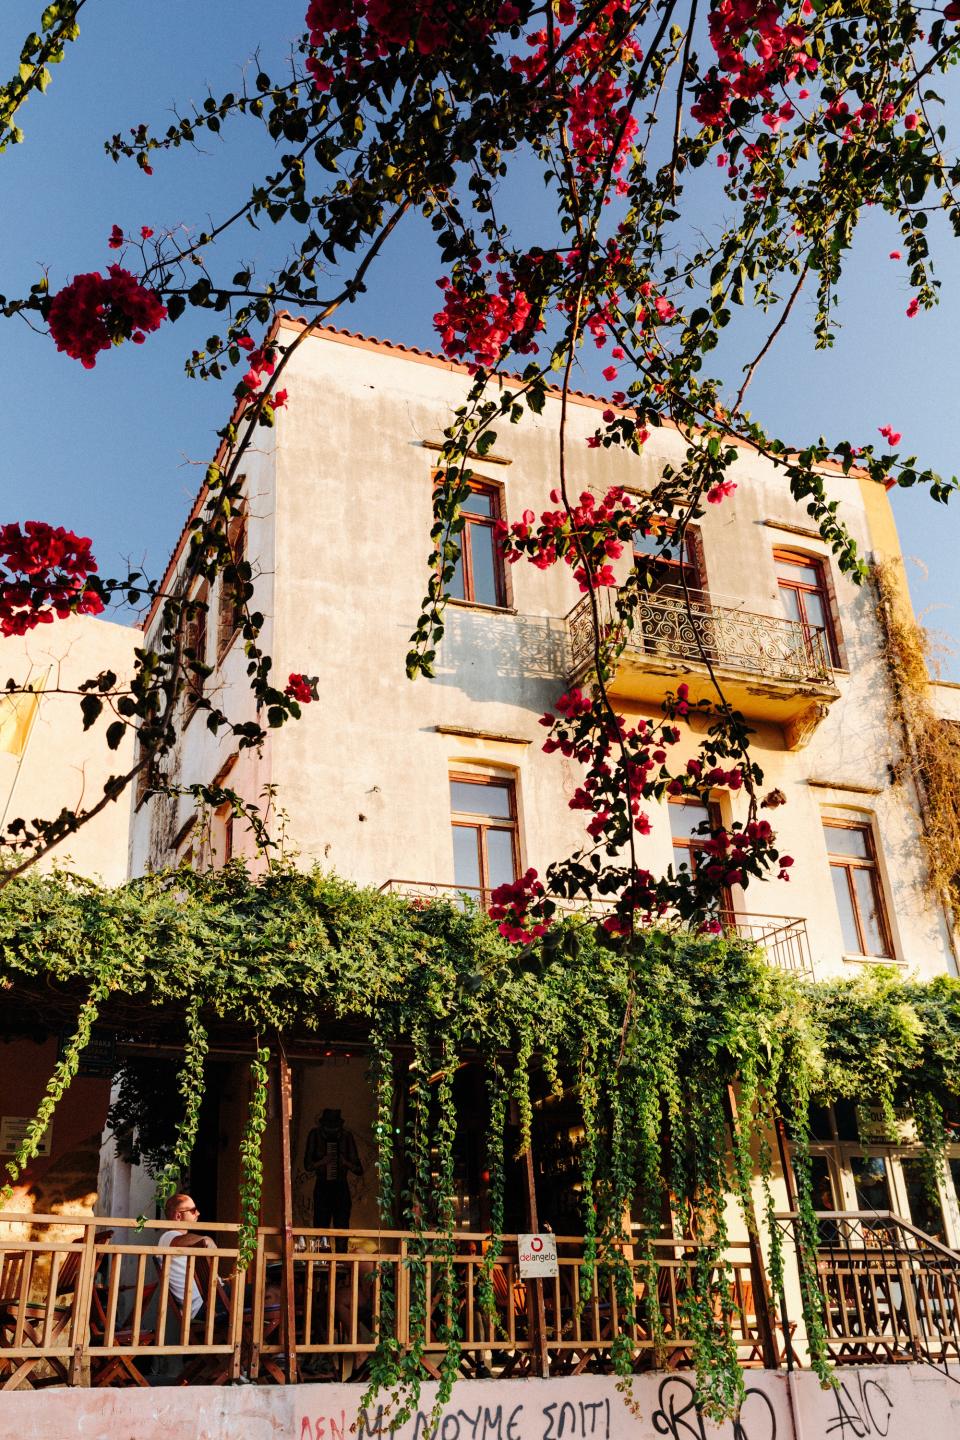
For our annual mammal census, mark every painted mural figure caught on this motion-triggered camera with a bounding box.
[304,1107,362,1249]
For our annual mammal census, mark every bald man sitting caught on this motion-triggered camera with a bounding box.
[158,1192,216,1318]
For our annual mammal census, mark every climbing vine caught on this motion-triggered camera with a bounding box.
[2,866,960,1412]
[874,558,960,929]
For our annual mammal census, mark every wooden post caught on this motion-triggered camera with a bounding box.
[68,1220,98,1387]
[277,1040,299,1384]
[522,1141,550,1378]
[725,1085,780,1369]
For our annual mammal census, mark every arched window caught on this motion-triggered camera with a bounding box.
[450,772,519,903]
[774,549,841,665]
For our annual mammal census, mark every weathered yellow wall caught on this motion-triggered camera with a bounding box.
[0,613,138,884]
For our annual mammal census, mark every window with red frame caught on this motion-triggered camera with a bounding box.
[448,480,508,608]
[823,819,893,957]
[633,521,704,598]
[450,774,519,903]
[774,550,840,665]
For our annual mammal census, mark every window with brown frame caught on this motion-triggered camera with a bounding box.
[447,480,508,608]
[212,803,234,868]
[217,512,247,658]
[774,550,840,665]
[823,819,894,958]
[134,739,159,806]
[668,796,730,910]
[181,584,208,719]
[450,773,519,903]
[633,521,705,599]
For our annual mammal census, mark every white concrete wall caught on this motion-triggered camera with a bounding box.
[4,1367,960,1440]
[0,614,138,885]
[128,445,278,877]
[130,325,957,982]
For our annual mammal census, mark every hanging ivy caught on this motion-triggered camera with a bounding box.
[2,864,960,1414]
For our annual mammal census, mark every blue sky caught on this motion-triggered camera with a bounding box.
[1,2,958,676]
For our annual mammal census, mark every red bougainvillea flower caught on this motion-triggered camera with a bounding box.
[489,868,552,943]
[284,673,315,704]
[47,267,167,369]
[433,271,539,371]
[107,224,124,250]
[906,296,920,317]
[878,425,902,447]
[0,522,104,637]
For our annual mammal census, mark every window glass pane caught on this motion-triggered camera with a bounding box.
[823,824,870,859]
[809,1106,834,1142]
[808,1155,842,1243]
[850,1156,892,1211]
[669,800,711,840]
[485,828,518,891]
[831,865,863,953]
[900,1158,946,1242]
[633,527,672,560]
[452,825,482,892]
[469,524,500,606]
[809,1155,837,1208]
[949,1158,960,1211]
[776,557,822,588]
[450,780,513,818]
[449,553,466,601]
[833,1100,860,1142]
[462,487,495,517]
[853,868,889,956]
[777,585,804,626]
[803,591,827,633]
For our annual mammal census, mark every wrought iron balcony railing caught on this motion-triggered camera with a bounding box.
[567,586,833,686]
[379,883,813,976]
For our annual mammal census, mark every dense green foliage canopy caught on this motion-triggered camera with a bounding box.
[2,865,960,1411]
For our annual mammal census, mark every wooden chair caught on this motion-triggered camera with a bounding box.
[88,1271,158,1388]
[154,1248,236,1385]
[0,1241,87,1390]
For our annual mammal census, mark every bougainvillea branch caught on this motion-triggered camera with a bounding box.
[0,5,958,925]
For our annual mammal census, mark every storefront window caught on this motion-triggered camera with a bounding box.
[850,1155,892,1211]
[899,1157,947,1242]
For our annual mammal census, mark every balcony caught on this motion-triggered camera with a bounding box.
[5,1210,958,1388]
[380,883,813,977]
[566,588,840,747]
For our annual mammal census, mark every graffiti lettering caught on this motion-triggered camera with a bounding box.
[826,1375,893,1439]
[651,1376,777,1440]
[542,1397,610,1440]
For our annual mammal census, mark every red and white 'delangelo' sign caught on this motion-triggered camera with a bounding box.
[518,1232,559,1278]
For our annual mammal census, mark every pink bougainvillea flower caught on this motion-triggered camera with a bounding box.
[878,425,902,447]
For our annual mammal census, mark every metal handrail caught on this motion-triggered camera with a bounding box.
[379,884,813,975]
[566,586,833,684]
